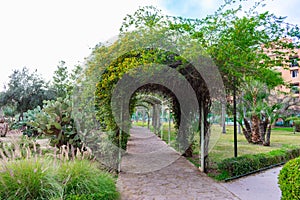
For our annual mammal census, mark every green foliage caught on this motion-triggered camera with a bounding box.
[2,105,16,120]
[294,120,300,132]
[0,158,63,200]
[66,192,118,200]
[0,139,119,200]
[278,157,300,200]
[0,67,55,120]
[121,2,297,90]
[12,106,42,136]
[25,98,81,148]
[236,79,283,145]
[0,158,119,200]
[52,61,71,99]
[57,159,119,200]
[216,147,300,180]
[93,47,184,150]
[52,61,82,99]
[83,1,300,165]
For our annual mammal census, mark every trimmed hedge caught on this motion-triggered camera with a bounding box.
[216,147,300,180]
[278,157,300,200]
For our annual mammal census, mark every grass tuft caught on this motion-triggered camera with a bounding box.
[0,136,119,200]
[0,158,63,200]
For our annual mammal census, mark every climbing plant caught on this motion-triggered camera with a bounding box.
[93,46,206,153]
[82,26,213,161]
[79,0,300,170]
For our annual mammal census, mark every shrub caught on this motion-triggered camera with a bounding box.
[294,120,300,132]
[57,159,119,200]
[12,106,42,137]
[0,158,63,200]
[0,138,119,200]
[216,147,300,180]
[278,157,300,200]
[24,97,82,149]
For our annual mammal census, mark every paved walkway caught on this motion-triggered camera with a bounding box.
[117,126,239,200]
[222,167,282,200]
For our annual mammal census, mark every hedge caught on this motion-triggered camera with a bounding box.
[215,147,300,180]
[278,157,300,200]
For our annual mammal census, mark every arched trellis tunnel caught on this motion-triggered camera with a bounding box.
[73,29,226,172]
[132,93,173,145]
[96,49,216,172]
[132,94,164,131]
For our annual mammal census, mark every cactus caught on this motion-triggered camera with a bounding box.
[23,98,81,148]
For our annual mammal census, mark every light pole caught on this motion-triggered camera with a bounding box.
[233,78,238,158]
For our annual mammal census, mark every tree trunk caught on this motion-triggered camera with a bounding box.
[242,118,252,143]
[251,114,261,144]
[259,120,266,145]
[147,111,150,129]
[221,102,226,134]
[242,126,252,143]
[183,144,193,157]
[264,124,272,146]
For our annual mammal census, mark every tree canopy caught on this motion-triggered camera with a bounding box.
[120,1,299,91]
[0,67,55,120]
[72,1,300,169]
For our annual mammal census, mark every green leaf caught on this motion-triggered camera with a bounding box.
[53,122,62,130]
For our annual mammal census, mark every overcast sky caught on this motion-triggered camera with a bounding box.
[1,0,300,90]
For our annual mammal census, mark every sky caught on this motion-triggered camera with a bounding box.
[1,0,300,90]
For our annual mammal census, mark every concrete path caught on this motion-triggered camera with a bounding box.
[222,167,282,200]
[117,126,239,200]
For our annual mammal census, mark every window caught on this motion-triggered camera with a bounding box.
[290,56,299,67]
[291,83,300,94]
[291,70,298,78]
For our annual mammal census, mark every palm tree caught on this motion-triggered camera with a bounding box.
[237,80,281,145]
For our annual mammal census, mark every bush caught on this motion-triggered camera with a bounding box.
[0,158,63,200]
[23,98,82,148]
[278,157,300,200]
[216,147,300,180]
[0,139,119,200]
[294,120,300,132]
[57,159,119,200]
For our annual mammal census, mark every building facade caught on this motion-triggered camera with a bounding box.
[276,49,300,98]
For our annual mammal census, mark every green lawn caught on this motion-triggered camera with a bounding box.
[207,126,300,165]
[133,122,300,169]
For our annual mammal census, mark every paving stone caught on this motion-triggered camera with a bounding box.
[117,126,240,200]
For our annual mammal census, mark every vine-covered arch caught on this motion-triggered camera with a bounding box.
[95,48,209,156]
[133,94,165,130]
[80,28,226,170]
